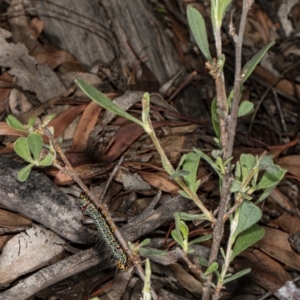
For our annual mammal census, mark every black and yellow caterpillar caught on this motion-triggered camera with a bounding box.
[79,192,128,270]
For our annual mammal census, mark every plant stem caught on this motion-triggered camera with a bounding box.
[214,215,237,297]
[202,1,253,299]
[43,128,158,299]
[146,117,215,222]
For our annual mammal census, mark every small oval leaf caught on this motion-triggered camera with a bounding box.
[232,201,262,240]
[205,261,219,275]
[75,78,143,127]
[187,6,212,62]
[238,100,254,117]
[14,138,33,163]
[231,224,264,260]
[17,164,33,182]
[38,153,54,166]
[6,115,26,132]
[242,41,275,82]
[28,133,43,161]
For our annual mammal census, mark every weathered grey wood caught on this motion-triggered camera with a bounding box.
[0,248,102,300]
[0,156,96,244]
[0,155,196,300]
[0,28,66,103]
[99,0,183,84]
[25,0,183,86]
[25,0,116,69]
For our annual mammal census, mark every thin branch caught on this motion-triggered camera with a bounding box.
[43,129,157,299]
[202,1,253,299]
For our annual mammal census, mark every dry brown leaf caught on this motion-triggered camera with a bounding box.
[272,215,300,254]
[49,104,86,138]
[153,135,183,165]
[254,65,300,98]
[30,18,44,39]
[7,0,43,54]
[0,28,66,102]
[0,122,27,137]
[98,121,176,163]
[272,215,300,235]
[269,189,297,216]
[0,143,14,154]
[239,249,290,292]
[70,101,102,152]
[169,263,203,296]
[278,155,300,180]
[256,226,300,271]
[120,169,151,191]
[268,139,299,158]
[0,72,13,114]
[139,171,179,194]
[51,162,107,185]
[0,209,32,228]
[34,50,82,70]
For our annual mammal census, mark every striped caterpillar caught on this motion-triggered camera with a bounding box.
[79,192,128,270]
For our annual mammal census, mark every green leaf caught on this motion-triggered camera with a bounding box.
[238,100,254,117]
[242,41,275,82]
[214,137,221,148]
[169,170,190,180]
[211,149,222,159]
[6,115,26,132]
[138,247,168,257]
[259,155,274,169]
[139,238,151,248]
[28,117,37,128]
[179,220,189,240]
[178,190,190,199]
[182,152,201,193]
[205,261,219,275]
[193,148,222,178]
[17,164,33,182]
[231,224,264,260]
[172,212,184,246]
[177,212,206,221]
[235,161,241,180]
[14,137,33,163]
[223,268,251,284]
[227,89,234,108]
[220,247,226,259]
[38,153,54,166]
[211,0,232,30]
[187,6,212,62]
[240,154,256,179]
[239,192,253,201]
[199,256,208,267]
[176,154,187,172]
[189,234,212,246]
[171,230,183,247]
[230,179,242,193]
[75,78,143,127]
[194,179,201,193]
[232,201,262,240]
[211,97,220,139]
[256,186,274,204]
[27,133,43,161]
[257,165,286,190]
